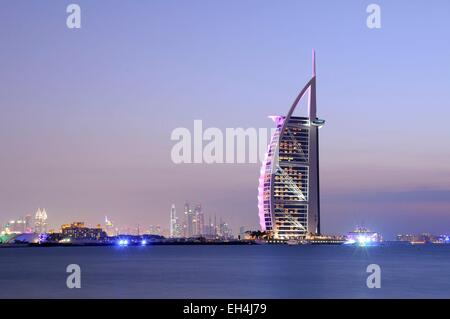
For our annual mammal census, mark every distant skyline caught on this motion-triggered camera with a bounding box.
[1,1,450,239]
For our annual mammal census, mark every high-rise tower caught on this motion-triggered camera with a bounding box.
[258,50,325,239]
[194,204,204,236]
[170,204,178,238]
[34,208,48,234]
[184,202,195,238]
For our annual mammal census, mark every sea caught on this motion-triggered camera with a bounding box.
[0,244,449,298]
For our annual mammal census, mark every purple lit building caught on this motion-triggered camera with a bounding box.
[258,51,324,239]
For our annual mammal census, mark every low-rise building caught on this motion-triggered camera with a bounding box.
[61,222,106,242]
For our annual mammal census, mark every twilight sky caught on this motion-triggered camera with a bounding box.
[0,0,449,239]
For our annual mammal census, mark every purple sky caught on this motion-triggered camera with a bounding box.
[1,1,450,239]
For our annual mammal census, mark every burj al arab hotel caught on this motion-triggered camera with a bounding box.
[258,51,325,240]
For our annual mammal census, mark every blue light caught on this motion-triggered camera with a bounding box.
[38,233,48,244]
[141,240,147,245]
[357,235,368,246]
[118,239,129,246]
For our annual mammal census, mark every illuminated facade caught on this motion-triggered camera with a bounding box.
[258,51,324,239]
[170,204,178,238]
[34,208,48,234]
[61,222,106,241]
[4,219,26,234]
[184,202,195,238]
[194,204,204,236]
[104,216,116,237]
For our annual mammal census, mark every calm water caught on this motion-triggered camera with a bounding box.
[0,244,449,298]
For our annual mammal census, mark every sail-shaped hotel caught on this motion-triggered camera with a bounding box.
[258,51,325,240]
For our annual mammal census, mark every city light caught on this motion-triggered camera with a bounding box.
[118,239,129,246]
[357,235,368,246]
[344,234,380,247]
[345,227,382,246]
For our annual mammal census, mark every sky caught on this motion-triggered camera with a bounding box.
[0,0,449,239]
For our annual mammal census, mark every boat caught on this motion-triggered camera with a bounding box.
[345,227,382,246]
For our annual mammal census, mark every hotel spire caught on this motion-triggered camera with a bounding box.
[312,48,316,77]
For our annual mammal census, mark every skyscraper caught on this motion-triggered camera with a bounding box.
[258,51,325,240]
[206,215,215,237]
[169,204,178,238]
[218,219,233,240]
[194,204,204,236]
[34,208,48,234]
[184,202,195,238]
